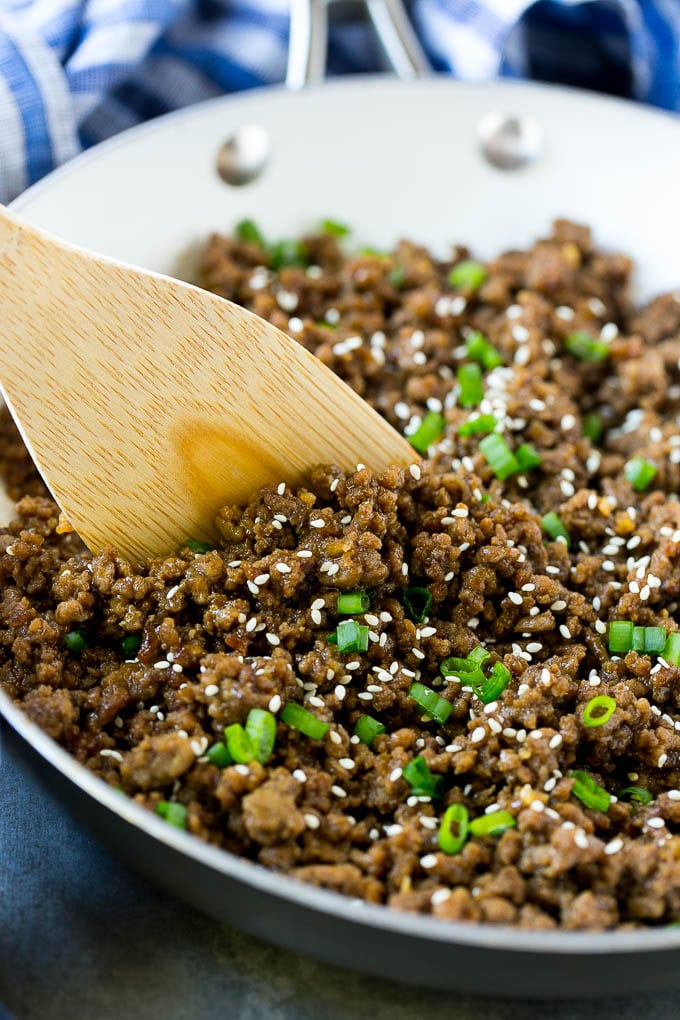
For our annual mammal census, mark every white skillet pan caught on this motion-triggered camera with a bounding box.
[3,75,680,998]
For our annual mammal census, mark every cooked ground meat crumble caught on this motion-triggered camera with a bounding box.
[4,219,680,930]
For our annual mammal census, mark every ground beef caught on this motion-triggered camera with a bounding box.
[4,220,680,931]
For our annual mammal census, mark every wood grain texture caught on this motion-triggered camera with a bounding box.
[0,206,417,563]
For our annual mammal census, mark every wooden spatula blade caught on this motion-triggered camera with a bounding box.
[0,207,417,563]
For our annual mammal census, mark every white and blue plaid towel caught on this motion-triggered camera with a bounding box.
[0,0,678,204]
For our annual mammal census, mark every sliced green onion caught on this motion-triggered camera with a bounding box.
[465,331,503,370]
[235,218,266,247]
[121,634,142,657]
[467,645,491,668]
[389,265,405,289]
[479,434,520,480]
[565,330,610,362]
[582,412,603,443]
[409,411,446,454]
[401,586,433,623]
[663,632,680,665]
[402,756,444,798]
[440,655,475,677]
[582,695,617,728]
[408,682,453,724]
[280,702,329,740]
[457,363,484,407]
[320,218,350,238]
[608,620,633,654]
[570,770,611,812]
[647,627,667,654]
[332,619,369,653]
[469,810,516,837]
[245,708,277,763]
[632,626,667,654]
[624,457,657,492]
[206,742,232,768]
[541,511,570,547]
[359,247,389,259]
[224,723,255,764]
[269,238,307,270]
[156,801,188,829]
[438,803,469,854]
[474,662,512,704]
[64,629,87,652]
[515,443,542,472]
[337,592,370,614]
[353,714,386,747]
[449,260,487,291]
[457,414,497,437]
[185,538,213,554]
[618,785,654,806]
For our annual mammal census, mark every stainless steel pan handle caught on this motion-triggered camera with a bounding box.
[286,0,431,90]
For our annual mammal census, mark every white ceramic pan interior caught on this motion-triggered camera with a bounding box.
[4,75,680,992]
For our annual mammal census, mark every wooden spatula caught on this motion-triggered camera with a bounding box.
[0,206,417,564]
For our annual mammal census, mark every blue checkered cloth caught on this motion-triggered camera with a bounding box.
[0,0,678,204]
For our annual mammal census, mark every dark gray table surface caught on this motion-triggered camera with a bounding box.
[3,719,680,1020]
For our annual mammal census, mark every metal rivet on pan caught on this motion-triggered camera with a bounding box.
[477,112,543,171]
[216,124,270,186]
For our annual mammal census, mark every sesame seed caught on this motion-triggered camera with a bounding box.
[389,767,403,782]
[658,753,668,768]
[153,661,170,670]
[574,829,589,850]
[647,817,665,829]
[308,696,324,709]
[420,854,438,869]
[331,784,347,798]
[311,609,322,626]
[235,764,250,776]
[304,813,320,829]
[100,749,124,762]
[297,550,313,558]
[357,692,373,701]
[310,518,325,529]
[329,731,342,745]
[275,563,291,574]
[668,790,680,801]
[339,758,355,770]
[530,800,545,813]
[559,625,571,639]
[266,633,280,646]
[508,591,523,606]
[549,734,562,749]
[604,837,624,856]
[471,726,486,744]
[409,464,422,481]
